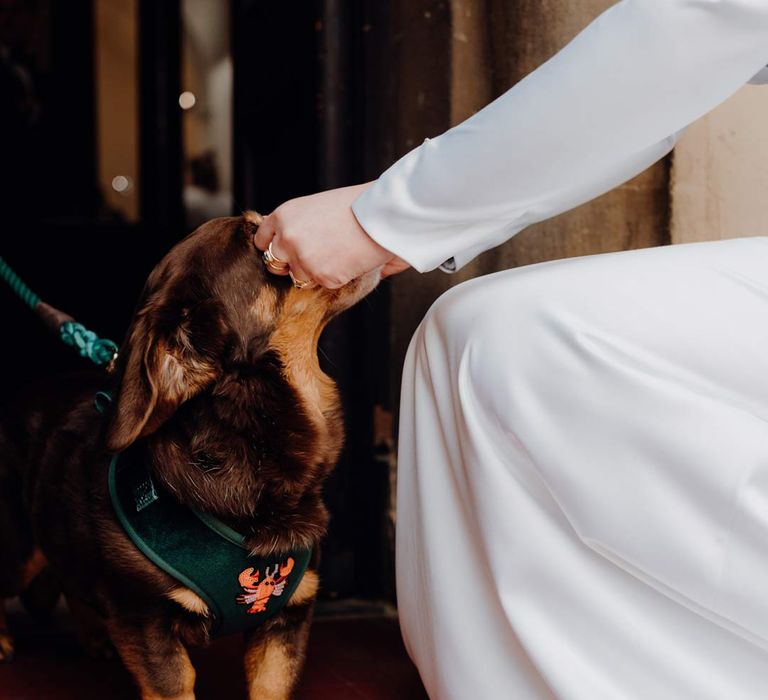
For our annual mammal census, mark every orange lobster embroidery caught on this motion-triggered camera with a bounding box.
[236,557,295,614]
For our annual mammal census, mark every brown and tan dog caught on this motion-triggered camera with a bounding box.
[0,213,381,699]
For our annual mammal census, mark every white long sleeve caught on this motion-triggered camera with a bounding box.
[351,0,768,273]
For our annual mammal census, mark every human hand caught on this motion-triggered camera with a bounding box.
[253,182,410,289]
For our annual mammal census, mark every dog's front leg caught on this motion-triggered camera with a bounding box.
[0,599,13,661]
[107,612,196,700]
[244,602,314,700]
[66,594,116,659]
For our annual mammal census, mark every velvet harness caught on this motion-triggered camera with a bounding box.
[107,446,312,638]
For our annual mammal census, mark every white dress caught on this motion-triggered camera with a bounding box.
[350,1,768,698]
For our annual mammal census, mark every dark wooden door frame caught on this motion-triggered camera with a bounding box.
[138,0,183,245]
[232,0,393,600]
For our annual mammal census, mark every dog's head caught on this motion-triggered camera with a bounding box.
[104,213,380,453]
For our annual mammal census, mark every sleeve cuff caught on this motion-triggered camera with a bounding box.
[350,139,472,273]
[749,65,768,84]
[439,257,457,273]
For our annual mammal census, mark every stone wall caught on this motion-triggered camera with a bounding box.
[376,1,672,415]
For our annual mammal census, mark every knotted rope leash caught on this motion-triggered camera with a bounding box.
[0,255,119,368]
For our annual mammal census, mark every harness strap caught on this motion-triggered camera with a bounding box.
[108,449,312,637]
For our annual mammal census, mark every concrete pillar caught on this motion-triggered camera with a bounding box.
[671,86,768,244]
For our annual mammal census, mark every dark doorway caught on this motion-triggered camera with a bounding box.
[0,0,392,603]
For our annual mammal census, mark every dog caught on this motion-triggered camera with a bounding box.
[0,213,381,699]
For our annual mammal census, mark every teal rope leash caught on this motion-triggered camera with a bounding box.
[60,321,119,367]
[0,254,119,368]
[0,255,40,309]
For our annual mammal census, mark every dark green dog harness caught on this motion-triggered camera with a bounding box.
[108,448,312,637]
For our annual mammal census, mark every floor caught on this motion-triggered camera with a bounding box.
[0,602,428,700]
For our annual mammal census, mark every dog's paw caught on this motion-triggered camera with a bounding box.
[0,632,15,663]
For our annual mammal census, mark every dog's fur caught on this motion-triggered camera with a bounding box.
[0,214,380,699]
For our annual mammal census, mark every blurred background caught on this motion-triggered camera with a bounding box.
[2,0,767,696]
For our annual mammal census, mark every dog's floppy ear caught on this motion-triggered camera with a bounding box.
[105,311,220,453]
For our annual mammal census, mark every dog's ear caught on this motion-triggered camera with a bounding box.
[105,310,220,453]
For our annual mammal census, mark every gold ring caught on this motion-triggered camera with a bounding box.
[263,254,288,272]
[289,271,314,290]
[262,241,289,271]
[268,241,288,265]
[265,259,288,274]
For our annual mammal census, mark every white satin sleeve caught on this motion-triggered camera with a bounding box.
[351,0,768,273]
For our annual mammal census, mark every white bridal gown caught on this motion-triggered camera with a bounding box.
[351,1,768,698]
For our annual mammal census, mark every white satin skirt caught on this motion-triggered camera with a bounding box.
[396,236,768,699]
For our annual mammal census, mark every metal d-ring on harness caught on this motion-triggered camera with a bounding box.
[0,255,119,368]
